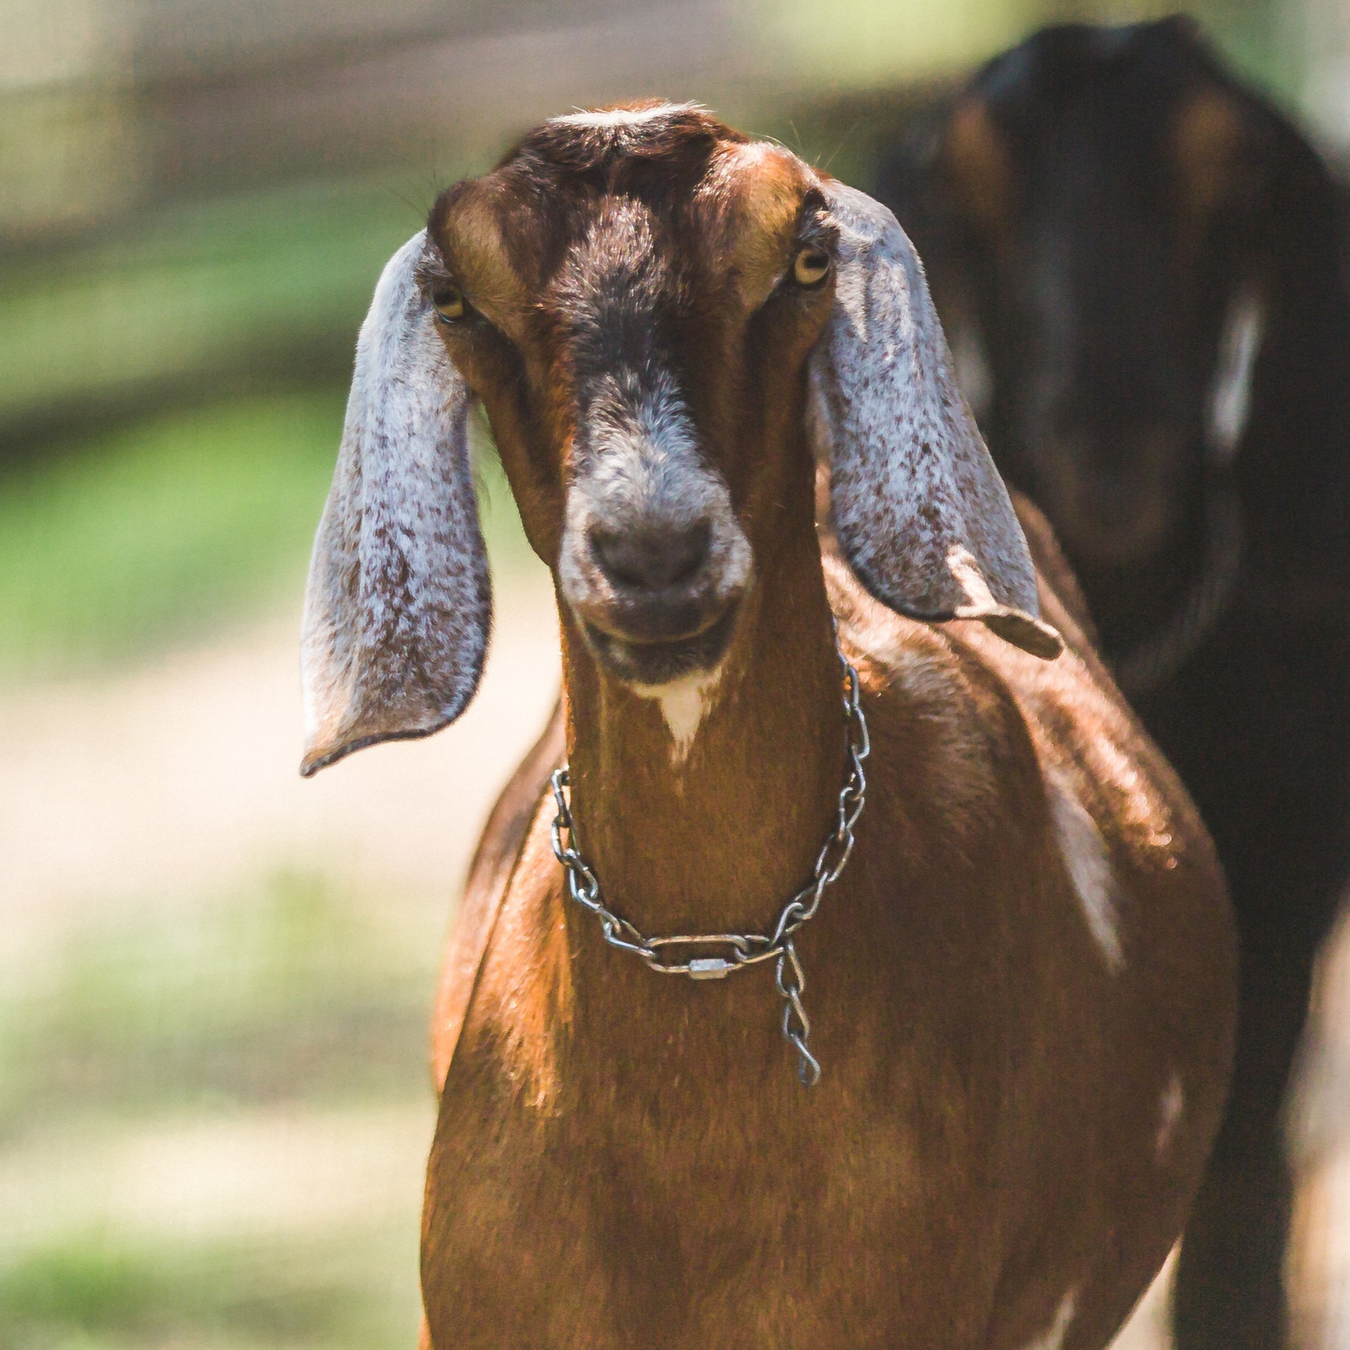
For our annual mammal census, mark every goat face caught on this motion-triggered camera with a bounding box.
[419,119,844,687]
[298,103,1061,776]
[922,18,1274,568]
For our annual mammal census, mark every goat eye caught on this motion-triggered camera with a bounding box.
[432,288,466,322]
[792,246,831,288]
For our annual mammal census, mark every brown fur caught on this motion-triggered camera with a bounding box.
[429,703,566,1091]
[1174,88,1244,258]
[1012,489,1100,650]
[944,98,1015,241]
[410,106,1234,1349]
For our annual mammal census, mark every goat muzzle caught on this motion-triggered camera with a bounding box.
[560,496,752,686]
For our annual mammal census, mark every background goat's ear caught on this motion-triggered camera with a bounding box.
[811,184,1061,660]
[300,230,490,777]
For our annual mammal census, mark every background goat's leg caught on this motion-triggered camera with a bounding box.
[1173,931,1321,1350]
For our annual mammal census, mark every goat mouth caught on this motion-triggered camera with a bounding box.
[583,604,739,685]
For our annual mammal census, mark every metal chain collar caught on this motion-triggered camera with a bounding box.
[549,642,870,1087]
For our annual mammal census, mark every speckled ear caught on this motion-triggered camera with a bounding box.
[300,230,490,777]
[810,184,1061,660]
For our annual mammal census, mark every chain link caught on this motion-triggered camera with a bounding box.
[549,639,869,1087]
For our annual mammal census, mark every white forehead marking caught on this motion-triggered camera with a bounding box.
[1021,1288,1077,1350]
[1206,287,1264,465]
[634,667,724,766]
[1157,1071,1185,1157]
[1046,765,1125,972]
[549,103,696,130]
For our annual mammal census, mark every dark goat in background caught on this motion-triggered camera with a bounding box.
[878,17,1350,1350]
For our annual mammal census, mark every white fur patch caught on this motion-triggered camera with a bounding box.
[1206,288,1264,465]
[549,103,695,130]
[946,542,998,612]
[634,667,723,766]
[1023,1288,1077,1350]
[1047,766,1125,972]
[1157,1071,1185,1157]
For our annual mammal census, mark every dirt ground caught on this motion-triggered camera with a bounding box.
[2,568,1347,1347]
[0,573,560,962]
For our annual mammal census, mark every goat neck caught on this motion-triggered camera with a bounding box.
[558,478,845,940]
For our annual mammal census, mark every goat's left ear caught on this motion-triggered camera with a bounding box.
[810,184,1062,659]
[299,230,491,777]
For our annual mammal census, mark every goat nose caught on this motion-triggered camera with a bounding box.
[589,520,711,591]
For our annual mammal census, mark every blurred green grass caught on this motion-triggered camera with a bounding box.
[0,1228,415,1350]
[0,177,433,438]
[0,393,344,680]
[0,873,436,1350]
[0,871,432,1137]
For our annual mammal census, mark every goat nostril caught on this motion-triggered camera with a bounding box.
[589,520,712,591]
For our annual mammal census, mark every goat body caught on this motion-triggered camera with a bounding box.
[302,104,1235,1349]
[877,21,1350,1347]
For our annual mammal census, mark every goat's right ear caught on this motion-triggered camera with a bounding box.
[810,184,1062,660]
[300,230,490,777]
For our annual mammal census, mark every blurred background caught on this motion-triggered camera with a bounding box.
[2,1,1349,1347]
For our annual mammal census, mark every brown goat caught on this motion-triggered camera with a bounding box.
[300,103,1235,1350]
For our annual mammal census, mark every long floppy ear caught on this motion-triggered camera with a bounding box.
[810,183,1061,659]
[300,230,490,777]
